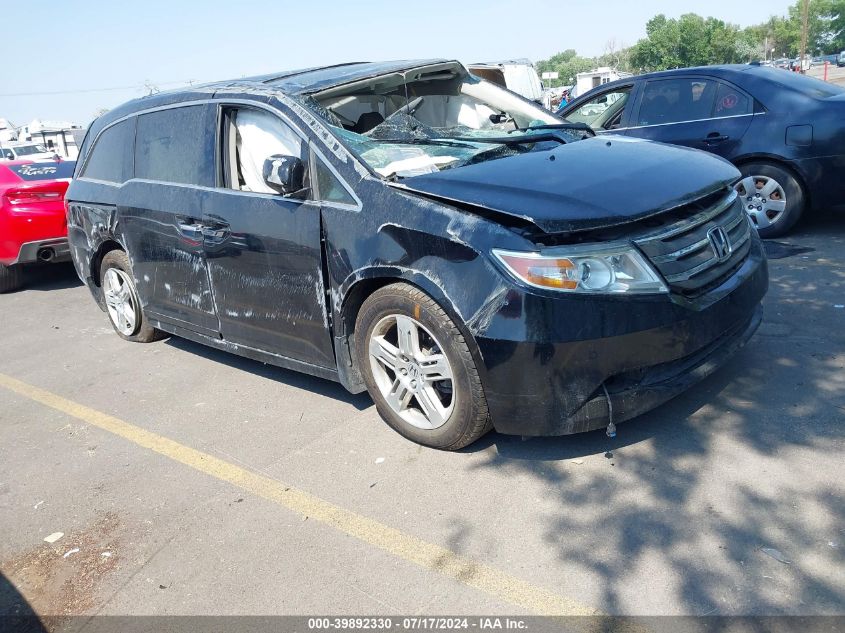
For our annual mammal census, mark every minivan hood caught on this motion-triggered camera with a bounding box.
[398,136,740,234]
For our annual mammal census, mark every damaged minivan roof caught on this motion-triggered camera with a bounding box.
[83,59,455,153]
[241,59,451,95]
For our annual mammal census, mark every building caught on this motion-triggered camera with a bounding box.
[574,67,632,98]
[0,118,18,143]
[16,119,86,159]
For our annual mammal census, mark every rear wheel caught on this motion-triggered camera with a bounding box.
[0,264,23,293]
[736,162,805,238]
[355,283,491,450]
[100,250,164,343]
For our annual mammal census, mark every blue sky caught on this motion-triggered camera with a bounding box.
[1,0,792,126]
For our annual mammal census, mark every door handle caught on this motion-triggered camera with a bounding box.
[201,219,230,244]
[703,133,730,144]
[176,217,204,242]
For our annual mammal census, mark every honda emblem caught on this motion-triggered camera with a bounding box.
[707,226,732,262]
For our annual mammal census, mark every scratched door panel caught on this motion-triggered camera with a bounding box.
[119,181,219,335]
[121,104,220,336]
[202,190,334,368]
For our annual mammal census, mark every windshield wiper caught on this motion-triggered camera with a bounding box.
[371,138,480,149]
[449,131,577,146]
[521,122,596,137]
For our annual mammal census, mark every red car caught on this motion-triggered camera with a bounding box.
[0,159,75,292]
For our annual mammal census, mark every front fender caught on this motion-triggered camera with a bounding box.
[332,264,500,395]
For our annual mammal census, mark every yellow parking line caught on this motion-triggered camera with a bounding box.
[0,372,598,617]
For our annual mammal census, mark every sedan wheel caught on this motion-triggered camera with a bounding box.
[735,162,805,238]
[736,175,787,231]
[368,314,455,430]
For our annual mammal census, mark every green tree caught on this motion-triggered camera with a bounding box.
[814,0,845,52]
[536,49,597,87]
[537,0,845,83]
[596,39,633,73]
[536,40,634,89]
[630,13,747,71]
[741,0,845,58]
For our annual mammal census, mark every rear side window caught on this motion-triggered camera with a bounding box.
[135,105,213,186]
[714,83,751,116]
[80,119,134,183]
[637,79,717,126]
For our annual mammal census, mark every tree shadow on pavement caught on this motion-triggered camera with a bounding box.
[459,219,845,616]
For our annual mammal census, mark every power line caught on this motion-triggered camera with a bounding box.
[0,79,201,98]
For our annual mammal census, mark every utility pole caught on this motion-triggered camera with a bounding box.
[799,0,810,66]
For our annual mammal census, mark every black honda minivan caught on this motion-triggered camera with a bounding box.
[67,60,768,449]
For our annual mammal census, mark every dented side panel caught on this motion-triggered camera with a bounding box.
[202,189,336,369]
[120,180,219,335]
[318,177,535,394]
[67,193,122,305]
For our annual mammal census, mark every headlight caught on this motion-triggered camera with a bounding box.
[492,245,668,294]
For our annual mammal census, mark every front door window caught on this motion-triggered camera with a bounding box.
[565,87,632,130]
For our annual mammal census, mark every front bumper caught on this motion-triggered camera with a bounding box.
[558,305,761,434]
[476,235,768,436]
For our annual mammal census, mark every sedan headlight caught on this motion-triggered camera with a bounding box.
[492,245,668,294]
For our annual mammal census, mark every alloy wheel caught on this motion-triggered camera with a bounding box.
[103,268,139,336]
[368,314,455,430]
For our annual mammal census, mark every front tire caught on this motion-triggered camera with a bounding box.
[100,250,164,343]
[0,264,23,293]
[355,283,491,450]
[736,162,805,238]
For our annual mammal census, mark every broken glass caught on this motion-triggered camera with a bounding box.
[298,64,594,179]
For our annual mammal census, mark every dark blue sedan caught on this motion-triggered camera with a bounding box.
[559,65,845,237]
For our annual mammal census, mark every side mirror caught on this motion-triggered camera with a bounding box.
[262,154,305,196]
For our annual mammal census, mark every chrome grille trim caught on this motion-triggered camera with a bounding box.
[646,190,738,241]
[664,234,743,282]
[651,236,709,264]
[634,190,753,295]
[651,208,747,264]
[730,221,752,250]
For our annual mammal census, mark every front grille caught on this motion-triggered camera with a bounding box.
[635,189,752,295]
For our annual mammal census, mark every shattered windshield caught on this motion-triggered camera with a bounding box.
[302,64,591,179]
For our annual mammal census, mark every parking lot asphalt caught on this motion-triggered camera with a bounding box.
[1,214,843,620]
[809,64,845,86]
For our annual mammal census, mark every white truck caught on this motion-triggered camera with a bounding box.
[0,142,57,161]
[467,60,544,104]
